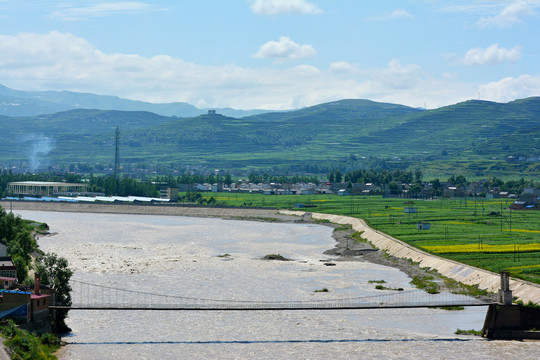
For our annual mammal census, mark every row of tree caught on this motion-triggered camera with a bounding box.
[338,168,423,186]
[334,168,537,195]
[153,172,321,187]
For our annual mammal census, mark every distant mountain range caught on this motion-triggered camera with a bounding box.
[0,83,539,178]
[0,83,270,118]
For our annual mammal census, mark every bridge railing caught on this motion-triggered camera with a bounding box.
[65,279,491,310]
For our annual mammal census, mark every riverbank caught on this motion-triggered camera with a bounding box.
[3,200,539,304]
[320,220,497,302]
[280,210,540,305]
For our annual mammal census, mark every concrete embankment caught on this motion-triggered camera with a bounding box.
[0,201,280,219]
[279,210,540,305]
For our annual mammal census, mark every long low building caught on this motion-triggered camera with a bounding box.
[7,181,88,197]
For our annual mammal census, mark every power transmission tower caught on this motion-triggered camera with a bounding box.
[114,126,120,178]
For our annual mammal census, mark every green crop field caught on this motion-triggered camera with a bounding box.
[194,192,540,285]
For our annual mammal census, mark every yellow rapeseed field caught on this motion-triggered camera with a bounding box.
[504,228,540,233]
[506,264,540,271]
[423,243,540,253]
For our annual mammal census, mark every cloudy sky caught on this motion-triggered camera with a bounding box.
[0,0,539,110]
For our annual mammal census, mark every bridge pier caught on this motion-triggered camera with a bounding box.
[498,271,513,305]
[482,271,540,340]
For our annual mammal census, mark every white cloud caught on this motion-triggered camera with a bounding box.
[329,62,355,73]
[52,2,151,21]
[478,74,540,103]
[366,8,414,21]
[462,44,522,65]
[253,36,316,61]
[389,9,414,19]
[250,0,322,15]
[0,31,535,111]
[377,59,424,90]
[438,3,500,14]
[476,1,535,28]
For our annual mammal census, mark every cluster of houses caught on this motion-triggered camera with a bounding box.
[175,180,540,207]
[192,181,333,195]
[4,179,539,209]
[0,241,52,327]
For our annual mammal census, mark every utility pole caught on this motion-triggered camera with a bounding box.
[500,203,503,232]
[113,126,120,179]
[509,208,512,232]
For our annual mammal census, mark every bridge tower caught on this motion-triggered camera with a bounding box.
[498,271,512,305]
[482,271,540,340]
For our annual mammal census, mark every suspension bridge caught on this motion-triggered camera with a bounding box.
[51,279,494,311]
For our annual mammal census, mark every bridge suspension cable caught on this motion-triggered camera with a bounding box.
[61,279,492,311]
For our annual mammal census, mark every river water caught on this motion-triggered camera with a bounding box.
[15,210,539,359]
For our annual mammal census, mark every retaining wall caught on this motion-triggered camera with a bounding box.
[0,201,278,218]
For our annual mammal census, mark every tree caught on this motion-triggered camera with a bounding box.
[7,231,37,264]
[388,181,400,194]
[449,175,467,188]
[431,178,442,196]
[335,170,342,183]
[414,169,423,182]
[11,255,28,283]
[37,253,73,333]
[409,184,423,195]
[328,171,335,183]
[224,172,232,186]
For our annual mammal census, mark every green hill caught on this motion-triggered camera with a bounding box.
[1,97,539,177]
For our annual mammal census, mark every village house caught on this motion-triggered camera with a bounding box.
[0,257,17,279]
[0,274,51,325]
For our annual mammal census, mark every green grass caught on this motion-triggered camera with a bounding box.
[192,192,540,285]
[0,320,60,359]
[455,329,482,336]
[410,275,440,294]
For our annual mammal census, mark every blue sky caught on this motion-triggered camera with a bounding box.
[0,0,539,110]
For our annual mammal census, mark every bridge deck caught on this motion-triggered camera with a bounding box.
[52,302,494,311]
